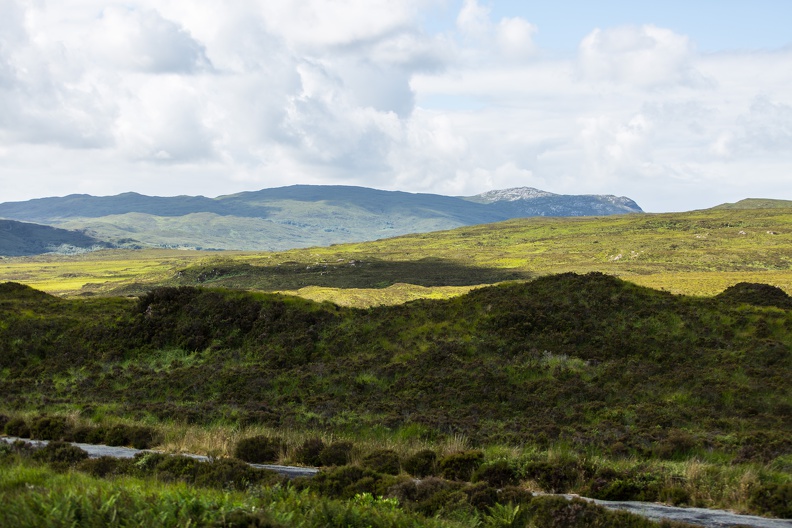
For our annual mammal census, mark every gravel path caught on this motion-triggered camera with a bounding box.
[562,494,792,528]
[3,436,790,527]
[1,436,319,478]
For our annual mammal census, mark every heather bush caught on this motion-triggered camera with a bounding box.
[234,435,283,464]
[77,456,130,478]
[749,482,792,518]
[31,441,89,465]
[439,450,484,481]
[293,437,325,466]
[29,415,71,441]
[4,417,30,438]
[403,449,437,477]
[361,449,400,475]
[318,441,353,467]
[473,459,520,488]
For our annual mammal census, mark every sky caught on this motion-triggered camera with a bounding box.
[1,1,791,212]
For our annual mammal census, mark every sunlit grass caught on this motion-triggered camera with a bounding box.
[0,459,462,528]
[2,207,791,306]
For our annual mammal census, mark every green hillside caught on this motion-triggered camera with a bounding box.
[1,205,790,304]
[0,219,109,256]
[2,275,789,456]
[130,205,792,302]
[712,198,792,209]
[1,274,790,520]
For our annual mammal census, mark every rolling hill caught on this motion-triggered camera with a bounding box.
[0,219,110,257]
[0,185,642,252]
[711,198,792,210]
[1,203,790,303]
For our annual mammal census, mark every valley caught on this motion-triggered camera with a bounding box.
[1,198,790,527]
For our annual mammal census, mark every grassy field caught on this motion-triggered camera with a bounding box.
[1,206,791,524]
[2,207,791,306]
[0,250,230,296]
[1,272,790,519]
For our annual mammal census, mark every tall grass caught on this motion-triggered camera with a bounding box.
[0,459,462,527]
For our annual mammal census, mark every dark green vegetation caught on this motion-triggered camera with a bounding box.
[163,257,531,292]
[0,185,641,253]
[2,274,790,461]
[0,219,109,256]
[2,272,791,522]
[0,440,698,527]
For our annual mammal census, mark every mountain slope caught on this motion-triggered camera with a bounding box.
[0,185,642,252]
[466,186,641,216]
[0,219,110,256]
[712,198,792,210]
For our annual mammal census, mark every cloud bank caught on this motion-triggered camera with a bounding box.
[0,0,790,211]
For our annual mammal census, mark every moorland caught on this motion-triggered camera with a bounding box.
[1,200,791,527]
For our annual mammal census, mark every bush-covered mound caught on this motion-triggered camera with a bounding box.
[0,273,790,462]
[716,282,792,309]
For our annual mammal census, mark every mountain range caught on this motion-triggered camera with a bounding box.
[0,185,642,255]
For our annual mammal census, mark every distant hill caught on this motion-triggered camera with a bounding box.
[0,185,642,252]
[0,219,110,256]
[712,198,792,210]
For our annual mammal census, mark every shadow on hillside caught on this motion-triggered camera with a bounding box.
[157,257,532,291]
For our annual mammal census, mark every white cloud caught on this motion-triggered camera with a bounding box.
[710,96,792,158]
[456,0,491,40]
[0,1,790,211]
[90,6,212,73]
[580,113,654,185]
[455,0,537,63]
[497,17,538,60]
[577,25,702,88]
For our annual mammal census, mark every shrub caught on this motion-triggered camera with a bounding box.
[4,417,30,438]
[522,460,589,493]
[527,495,661,528]
[234,435,283,464]
[128,425,158,449]
[414,478,469,516]
[0,414,9,431]
[439,450,485,482]
[361,449,401,475]
[152,455,200,482]
[104,424,133,446]
[132,452,168,474]
[29,415,71,441]
[69,425,108,445]
[293,437,325,466]
[497,485,534,506]
[309,465,382,499]
[464,482,498,510]
[473,460,520,488]
[32,441,89,465]
[195,458,279,491]
[403,449,437,477]
[584,467,662,502]
[77,456,130,478]
[318,441,354,467]
[749,482,792,518]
